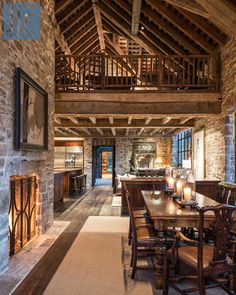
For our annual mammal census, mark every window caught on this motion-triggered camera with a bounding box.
[177,129,192,167]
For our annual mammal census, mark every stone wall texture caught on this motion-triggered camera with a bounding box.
[115,137,172,175]
[0,0,55,273]
[83,138,93,189]
[193,39,236,182]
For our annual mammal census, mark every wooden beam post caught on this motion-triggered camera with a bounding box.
[93,1,106,51]
[132,0,142,35]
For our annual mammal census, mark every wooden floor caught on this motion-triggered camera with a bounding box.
[12,185,120,295]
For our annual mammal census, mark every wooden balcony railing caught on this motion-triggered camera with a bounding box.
[55,54,220,92]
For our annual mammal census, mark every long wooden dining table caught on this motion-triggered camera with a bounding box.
[141,190,221,289]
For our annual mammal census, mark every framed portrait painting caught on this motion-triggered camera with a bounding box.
[15,68,48,151]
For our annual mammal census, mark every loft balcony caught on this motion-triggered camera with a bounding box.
[55,53,220,93]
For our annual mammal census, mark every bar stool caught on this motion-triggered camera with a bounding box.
[71,176,79,198]
[82,174,87,193]
[76,175,83,196]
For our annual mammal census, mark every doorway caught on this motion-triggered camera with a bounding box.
[92,145,115,186]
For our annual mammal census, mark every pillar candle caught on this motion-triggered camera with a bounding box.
[167,177,175,190]
[176,181,183,196]
[183,187,192,202]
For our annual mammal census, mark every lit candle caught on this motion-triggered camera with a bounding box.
[168,177,175,190]
[184,187,192,202]
[176,181,183,196]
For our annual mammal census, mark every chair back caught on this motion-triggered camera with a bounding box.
[152,179,166,192]
[197,204,236,271]
[125,188,138,243]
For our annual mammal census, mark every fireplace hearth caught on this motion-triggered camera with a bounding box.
[9,175,37,257]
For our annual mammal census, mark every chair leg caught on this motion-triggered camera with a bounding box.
[130,243,134,267]
[128,218,132,245]
[232,272,236,295]
[199,275,206,295]
[163,257,169,295]
[131,245,137,279]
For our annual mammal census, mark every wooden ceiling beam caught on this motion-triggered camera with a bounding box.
[174,9,227,45]
[180,117,192,124]
[64,10,94,40]
[109,117,114,124]
[68,20,96,48]
[150,129,160,136]
[67,117,79,124]
[81,128,92,135]
[138,128,145,136]
[54,17,77,72]
[89,117,96,124]
[93,1,106,51]
[141,8,201,54]
[55,101,221,116]
[57,1,85,25]
[55,0,72,15]
[126,128,129,136]
[70,27,98,53]
[162,117,172,125]
[132,0,142,35]
[195,0,236,39]
[95,1,158,54]
[54,118,195,129]
[72,34,98,55]
[146,0,215,53]
[145,117,152,125]
[128,117,133,124]
[163,0,209,18]
[61,3,92,35]
[111,128,116,136]
[55,127,68,136]
[96,128,104,136]
[54,117,61,125]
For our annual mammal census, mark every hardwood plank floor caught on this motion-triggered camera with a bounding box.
[12,185,117,295]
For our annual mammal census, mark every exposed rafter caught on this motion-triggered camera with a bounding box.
[180,117,192,124]
[54,118,195,129]
[138,128,145,136]
[67,117,79,124]
[111,128,116,136]
[89,117,96,124]
[132,0,142,35]
[195,0,236,39]
[54,117,61,125]
[93,1,105,51]
[109,117,114,124]
[96,128,104,136]
[163,0,209,18]
[94,2,158,54]
[82,128,92,135]
[162,117,172,125]
[145,117,152,125]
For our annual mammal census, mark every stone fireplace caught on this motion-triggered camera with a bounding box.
[9,176,37,257]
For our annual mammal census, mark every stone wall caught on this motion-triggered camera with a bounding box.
[194,116,226,180]
[83,138,93,189]
[192,39,236,182]
[0,0,55,273]
[115,137,172,175]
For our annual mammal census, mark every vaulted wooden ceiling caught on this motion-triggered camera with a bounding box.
[54,0,236,138]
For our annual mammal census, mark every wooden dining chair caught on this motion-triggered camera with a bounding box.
[126,190,160,279]
[163,204,236,295]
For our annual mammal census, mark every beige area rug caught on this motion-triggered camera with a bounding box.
[111,196,122,207]
[44,217,228,295]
